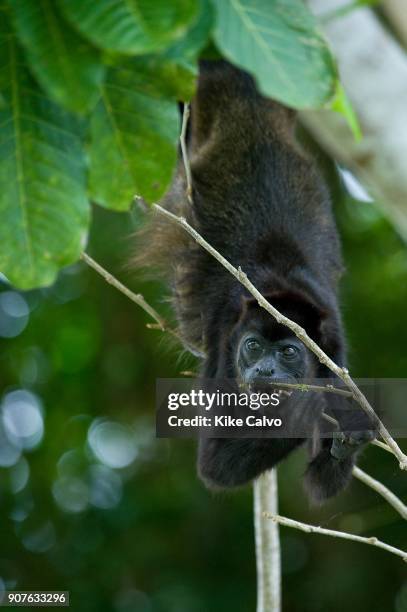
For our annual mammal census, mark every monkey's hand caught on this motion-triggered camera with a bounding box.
[330,430,375,461]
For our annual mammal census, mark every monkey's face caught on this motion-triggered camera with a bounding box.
[231,297,319,387]
[236,330,312,386]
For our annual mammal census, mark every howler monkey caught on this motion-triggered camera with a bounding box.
[138,60,374,503]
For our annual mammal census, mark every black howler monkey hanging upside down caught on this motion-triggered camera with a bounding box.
[137,60,375,503]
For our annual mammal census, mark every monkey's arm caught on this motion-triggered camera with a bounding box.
[198,437,303,489]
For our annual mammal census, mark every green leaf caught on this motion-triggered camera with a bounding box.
[88,60,181,211]
[128,54,197,101]
[165,0,214,61]
[0,10,89,289]
[212,0,337,109]
[160,0,214,84]
[134,0,214,105]
[8,0,105,114]
[58,0,198,55]
[331,83,362,142]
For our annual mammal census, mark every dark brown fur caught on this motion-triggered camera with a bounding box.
[134,60,374,502]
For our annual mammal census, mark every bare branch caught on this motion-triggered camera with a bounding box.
[81,252,205,358]
[81,253,178,347]
[270,381,353,398]
[81,252,166,329]
[180,103,193,205]
[371,439,395,454]
[254,471,281,612]
[264,514,407,562]
[352,466,407,520]
[153,203,407,471]
[133,194,148,212]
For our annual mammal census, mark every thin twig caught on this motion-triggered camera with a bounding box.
[352,466,407,520]
[180,103,193,204]
[81,252,166,329]
[271,381,353,398]
[133,194,148,212]
[81,252,205,358]
[371,439,395,454]
[153,203,407,472]
[254,471,281,612]
[321,411,341,429]
[81,253,176,344]
[264,514,407,562]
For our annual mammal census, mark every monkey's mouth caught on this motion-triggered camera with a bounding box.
[248,376,296,395]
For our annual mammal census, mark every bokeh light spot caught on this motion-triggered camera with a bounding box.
[2,390,44,450]
[88,464,123,509]
[9,457,30,493]
[88,420,138,469]
[20,521,56,553]
[0,292,29,338]
[52,476,89,514]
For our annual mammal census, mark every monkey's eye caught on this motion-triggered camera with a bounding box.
[245,338,261,352]
[281,345,298,359]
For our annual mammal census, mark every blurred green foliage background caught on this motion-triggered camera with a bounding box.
[0,185,406,612]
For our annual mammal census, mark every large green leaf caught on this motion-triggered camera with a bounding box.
[141,0,214,105]
[126,55,197,102]
[0,11,89,289]
[165,0,214,62]
[58,0,198,55]
[90,52,199,210]
[88,60,182,211]
[8,0,105,114]
[212,0,337,109]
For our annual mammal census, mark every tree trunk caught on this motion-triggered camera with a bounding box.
[302,0,407,239]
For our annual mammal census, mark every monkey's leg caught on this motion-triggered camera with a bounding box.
[304,437,357,503]
[304,430,374,504]
[198,437,303,489]
[303,384,377,503]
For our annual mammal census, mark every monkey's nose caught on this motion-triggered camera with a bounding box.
[256,366,275,377]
